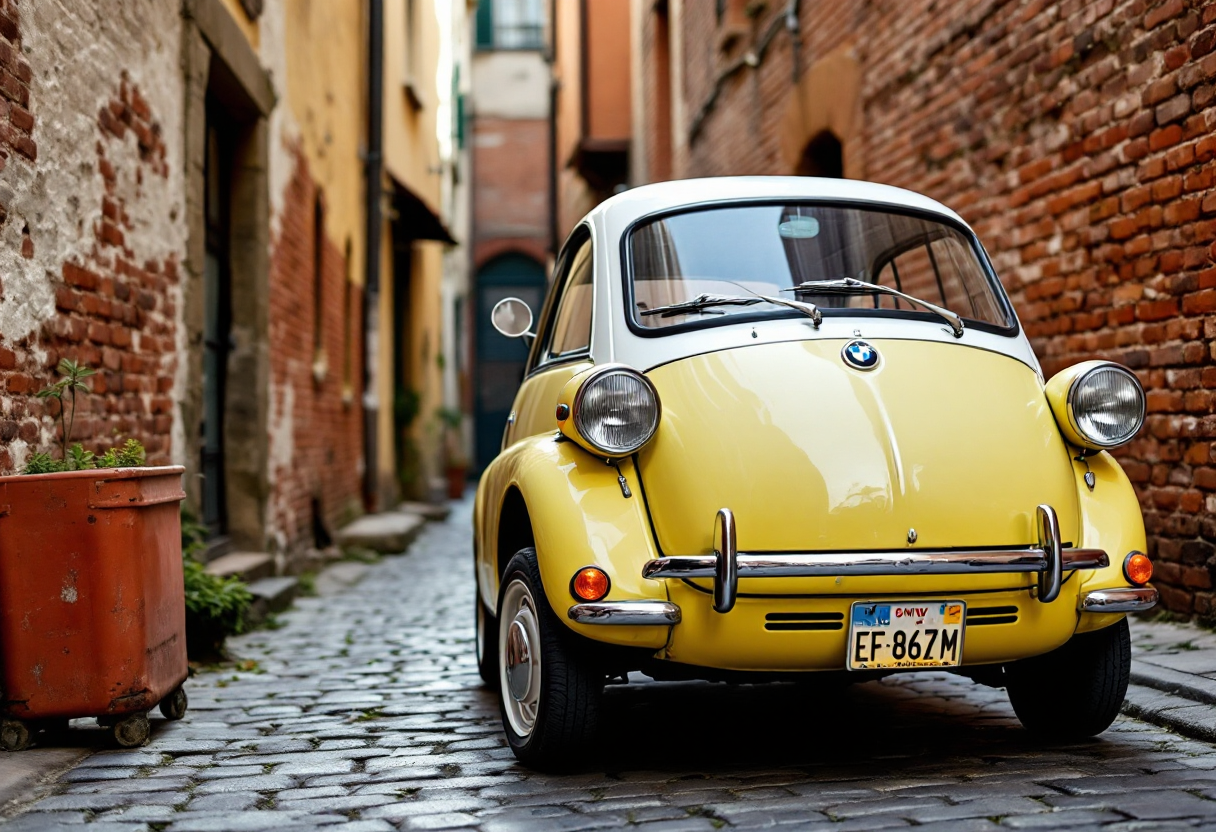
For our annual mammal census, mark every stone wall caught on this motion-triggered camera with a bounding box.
[640,0,1216,614]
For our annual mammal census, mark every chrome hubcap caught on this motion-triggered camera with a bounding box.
[506,621,533,700]
[499,579,541,737]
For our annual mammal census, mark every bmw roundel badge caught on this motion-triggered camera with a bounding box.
[842,339,879,371]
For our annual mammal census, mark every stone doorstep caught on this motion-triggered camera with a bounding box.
[244,576,299,628]
[204,551,275,582]
[334,512,426,555]
[399,501,452,522]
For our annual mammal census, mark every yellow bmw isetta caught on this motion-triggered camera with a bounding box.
[473,177,1157,767]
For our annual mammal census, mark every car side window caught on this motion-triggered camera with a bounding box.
[544,235,594,360]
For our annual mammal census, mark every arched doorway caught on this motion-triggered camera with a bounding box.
[778,45,862,178]
[796,130,844,178]
[474,253,547,471]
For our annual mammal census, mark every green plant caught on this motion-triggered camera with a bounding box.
[180,506,208,560]
[435,405,468,468]
[435,405,462,431]
[67,444,96,471]
[22,360,147,474]
[183,559,251,639]
[98,438,146,468]
[23,452,63,474]
[35,358,95,460]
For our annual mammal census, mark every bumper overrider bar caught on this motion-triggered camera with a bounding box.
[641,505,1109,614]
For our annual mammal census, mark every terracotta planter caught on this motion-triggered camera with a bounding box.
[0,466,188,750]
[446,465,468,500]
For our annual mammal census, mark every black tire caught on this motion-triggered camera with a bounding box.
[476,593,500,690]
[496,547,602,769]
[1005,617,1130,739]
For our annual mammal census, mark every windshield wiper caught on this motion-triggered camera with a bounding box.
[782,277,964,338]
[642,293,822,327]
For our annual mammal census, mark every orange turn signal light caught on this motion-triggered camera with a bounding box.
[571,566,610,602]
[1124,551,1153,586]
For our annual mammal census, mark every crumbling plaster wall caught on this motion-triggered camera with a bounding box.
[0,0,186,470]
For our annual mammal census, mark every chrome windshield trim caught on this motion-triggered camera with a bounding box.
[640,547,1109,580]
[1079,587,1158,613]
[567,601,682,625]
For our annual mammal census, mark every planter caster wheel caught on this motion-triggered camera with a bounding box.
[159,686,188,721]
[1,719,31,752]
[112,713,150,748]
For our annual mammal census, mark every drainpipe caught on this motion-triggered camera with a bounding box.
[547,0,559,258]
[363,0,384,510]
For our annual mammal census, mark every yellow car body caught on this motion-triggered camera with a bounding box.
[475,177,1153,764]
[475,339,1146,670]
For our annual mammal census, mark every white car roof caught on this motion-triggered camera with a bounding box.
[588,176,970,234]
[570,176,1041,377]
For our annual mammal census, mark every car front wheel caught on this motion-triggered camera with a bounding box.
[1004,617,1130,739]
[497,547,602,768]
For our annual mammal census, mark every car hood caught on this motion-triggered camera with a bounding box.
[637,338,1080,556]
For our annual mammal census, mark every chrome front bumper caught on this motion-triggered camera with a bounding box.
[1078,586,1158,613]
[642,505,1108,614]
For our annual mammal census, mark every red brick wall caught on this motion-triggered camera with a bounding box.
[0,0,177,471]
[472,116,549,264]
[644,0,1216,615]
[267,144,364,552]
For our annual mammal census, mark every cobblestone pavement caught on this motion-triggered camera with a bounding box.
[7,501,1216,832]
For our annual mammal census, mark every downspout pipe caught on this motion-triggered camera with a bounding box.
[363,0,384,509]
[547,0,559,258]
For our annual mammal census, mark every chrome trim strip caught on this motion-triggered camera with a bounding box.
[1079,587,1158,613]
[567,601,682,625]
[641,547,1109,580]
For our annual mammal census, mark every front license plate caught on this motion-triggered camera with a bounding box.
[847,601,966,670]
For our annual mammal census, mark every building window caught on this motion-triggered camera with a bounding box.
[476,0,544,50]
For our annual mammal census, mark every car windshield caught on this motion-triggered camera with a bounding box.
[627,203,1014,333]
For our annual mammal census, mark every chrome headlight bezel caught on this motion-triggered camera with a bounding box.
[1066,363,1146,450]
[571,366,661,457]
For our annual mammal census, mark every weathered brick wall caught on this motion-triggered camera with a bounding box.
[266,144,365,554]
[0,0,185,471]
[472,116,549,266]
[646,0,1216,615]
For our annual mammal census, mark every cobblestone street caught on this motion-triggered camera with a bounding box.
[6,501,1216,831]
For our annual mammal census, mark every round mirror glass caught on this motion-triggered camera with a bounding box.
[491,297,534,338]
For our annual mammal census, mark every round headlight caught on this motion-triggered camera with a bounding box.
[573,368,660,456]
[1068,364,1145,449]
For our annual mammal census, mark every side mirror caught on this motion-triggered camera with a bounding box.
[491,297,535,341]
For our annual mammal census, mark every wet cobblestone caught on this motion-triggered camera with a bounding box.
[6,499,1216,830]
